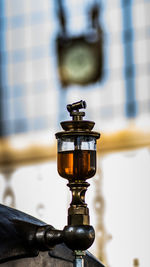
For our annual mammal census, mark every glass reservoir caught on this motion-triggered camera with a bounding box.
[57,136,96,180]
[55,100,100,182]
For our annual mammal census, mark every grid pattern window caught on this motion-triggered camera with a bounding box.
[0,0,150,136]
[0,0,58,135]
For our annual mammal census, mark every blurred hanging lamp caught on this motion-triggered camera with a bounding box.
[55,0,103,87]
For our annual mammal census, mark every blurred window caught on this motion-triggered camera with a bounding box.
[0,0,149,136]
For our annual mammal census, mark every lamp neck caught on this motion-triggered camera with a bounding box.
[67,181,90,226]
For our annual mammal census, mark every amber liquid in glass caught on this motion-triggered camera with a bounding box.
[58,150,96,180]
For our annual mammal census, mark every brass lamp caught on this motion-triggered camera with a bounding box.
[55,100,100,265]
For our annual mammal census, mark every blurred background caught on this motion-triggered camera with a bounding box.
[0,0,150,266]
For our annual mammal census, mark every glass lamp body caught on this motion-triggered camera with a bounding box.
[57,135,97,181]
